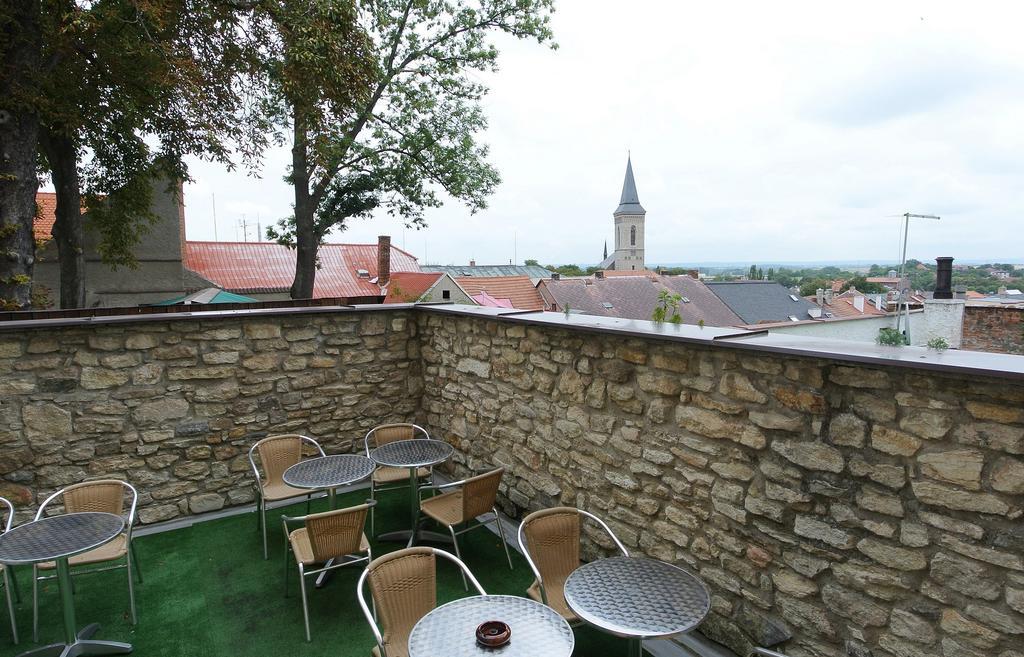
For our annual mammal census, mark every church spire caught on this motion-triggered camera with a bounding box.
[603,240,608,260]
[614,155,645,215]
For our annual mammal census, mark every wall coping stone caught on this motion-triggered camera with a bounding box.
[2,301,1021,381]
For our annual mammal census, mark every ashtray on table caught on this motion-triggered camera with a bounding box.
[476,620,511,647]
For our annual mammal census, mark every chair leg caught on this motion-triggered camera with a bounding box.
[493,508,514,570]
[130,540,143,584]
[3,568,17,645]
[261,498,269,560]
[126,551,137,626]
[298,565,311,642]
[31,565,38,643]
[448,525,468,591]
[306,494,311,515]
[369,482,376,536]
[283,537,291,598]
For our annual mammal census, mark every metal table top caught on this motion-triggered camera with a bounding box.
[564,556,711,639]
[0,512,125,566]
[283,454,375,490]
[408,594,574,657]
[370,439,454,469]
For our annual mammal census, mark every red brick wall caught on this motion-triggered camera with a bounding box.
[961,305,1024,354]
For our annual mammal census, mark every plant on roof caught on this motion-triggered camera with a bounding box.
[652,289,682,324]
[256,0,557,299]
[877,327,908,346]
[927,336,950,352]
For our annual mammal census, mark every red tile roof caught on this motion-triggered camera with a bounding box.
[455,276,544,310]
[383,272,442,303]
[34,192,57,241]
[805,291,888,318]
[184,241,419,298]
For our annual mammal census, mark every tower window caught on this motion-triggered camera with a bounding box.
[630,225,636,246]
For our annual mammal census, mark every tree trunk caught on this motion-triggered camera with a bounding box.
[0,0,41,310]
[39,127,86,309]
[290,107,317,299]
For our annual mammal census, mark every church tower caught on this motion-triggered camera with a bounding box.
[609,156,646,271]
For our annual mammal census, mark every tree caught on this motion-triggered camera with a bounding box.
[841,276,884,294]
[35,0,267,308]
[524,259,539,266]
[262,0,556,298]
[799,278,829,297]
[0,0,41,310]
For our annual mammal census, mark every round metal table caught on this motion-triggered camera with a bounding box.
[408,595,574,657]
[369,439,454,545]
[283,454,374,587]
[0,512,131,657]
[283,454,375,509]
[564,556,711,657]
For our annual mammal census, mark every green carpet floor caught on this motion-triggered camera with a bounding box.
[0,487,630,656]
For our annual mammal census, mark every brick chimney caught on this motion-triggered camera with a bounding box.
[934,257,953,299]
[595,270,604,280]
[469,258,476,267]
[177,180,187,258]
[551,272,560,280]
[377,235,391,286]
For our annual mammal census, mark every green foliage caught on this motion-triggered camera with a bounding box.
[523,259,539,266]
[877,327,909,346]
[261,0,557,293]
[840,276,885,294]
[544,263,601,277]
[927,336,950,352]
[798,278,830,297]
[652,289,682,324]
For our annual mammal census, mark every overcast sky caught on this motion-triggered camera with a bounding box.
[180,0,1024,266]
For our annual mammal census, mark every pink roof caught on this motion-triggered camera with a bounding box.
[184,241,419,298]
[471,291,514,308]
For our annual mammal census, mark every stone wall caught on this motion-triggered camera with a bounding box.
[418,310,1024,657]
[963,304,1024,355]
[0,308,420,523]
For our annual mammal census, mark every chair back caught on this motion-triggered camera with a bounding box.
[0,496,13,533]
[520,507,581,600]
[365,547,437,653]
[364,423,429,455]
[252,434,323,487]
[36,480,138,531]
[305,503,371,562]
[461,467,504,519]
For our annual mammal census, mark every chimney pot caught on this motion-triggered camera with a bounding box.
[816,288,824,306]
[551,272,560,280]
[595,271,605,280]
[469,259,476,267]
[824,289,834,305]
[934,257,954,299]
[377,236,391,287]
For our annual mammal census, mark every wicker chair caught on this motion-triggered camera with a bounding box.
[31,480,141,642]
[517,507,629,623]
[1,497,18,645]
[281,501,374,642]
[357,547,485,657]
[249,434,326,559]
[416,467,513,589]
[363,424,433,535]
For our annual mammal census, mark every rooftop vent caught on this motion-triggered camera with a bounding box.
[602,302,613,309]
[808,308,822,319]
[357,269,370,279]
[789,294,800,302]
[788,315,799,322]
[824,312,834,318]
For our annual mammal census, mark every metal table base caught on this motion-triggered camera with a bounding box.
[375,466,453,547]
[18,559,132,657]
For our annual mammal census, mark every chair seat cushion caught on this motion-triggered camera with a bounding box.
[38,533,128,570]
[373,466,430,484]
[261,481,312,502]
[289,528,369,566]
[419,490,464,527]
[527,579,578,622]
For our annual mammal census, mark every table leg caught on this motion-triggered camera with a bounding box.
[376,467,451,546]
[315,488,339,588]
[628,638,643,657]
[17,559,131,657]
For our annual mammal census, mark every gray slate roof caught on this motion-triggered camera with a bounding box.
[421,264,554,279]
[705,281,818,324]
[615,157,646,215]
[537,274,742,327]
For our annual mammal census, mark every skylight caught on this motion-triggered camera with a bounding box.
[788,315,799,321]
[602,302,613,309]
[789,294,800,302]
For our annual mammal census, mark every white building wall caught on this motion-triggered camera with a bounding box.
[765,313,929,346]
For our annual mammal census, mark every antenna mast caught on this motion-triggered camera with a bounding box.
[894,212,940,341]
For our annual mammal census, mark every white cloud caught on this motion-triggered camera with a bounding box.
[183,0,1024,266]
